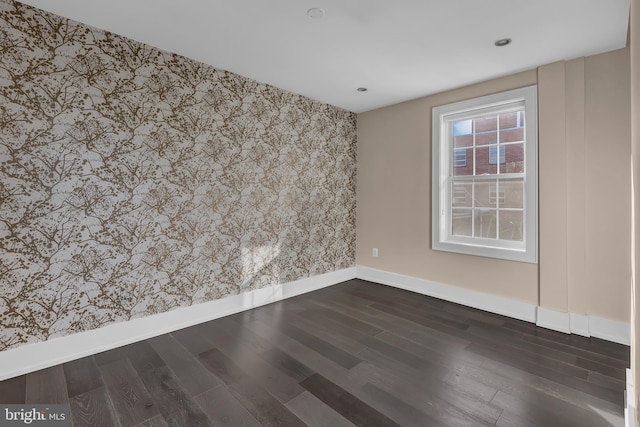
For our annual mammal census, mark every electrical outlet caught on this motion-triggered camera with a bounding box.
[372,248,379,257]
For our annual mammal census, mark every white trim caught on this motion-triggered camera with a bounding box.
[356,265,537,322]
[356,265,631,345]
[431,85,538,264]
[0,267,357,381]
[0,265,631,381]
[536,307,630,344]
[590,315,631,346]
[536,307,571,333]
[569,313,590,337]
[627,369,636,427]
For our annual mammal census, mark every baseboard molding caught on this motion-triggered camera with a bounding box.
[536,307,571,333]
[0,267,357,381]
[356,265,538,322]
[0,264,630,381]
[536,307,630,345]
[626,369,636,427]
[356,265,631,345]
[569,313,590,337]
[589,316,631,345]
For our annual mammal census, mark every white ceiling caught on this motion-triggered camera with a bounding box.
[15,0,630,113]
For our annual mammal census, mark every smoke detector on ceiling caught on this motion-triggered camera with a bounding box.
[307,8,325,19]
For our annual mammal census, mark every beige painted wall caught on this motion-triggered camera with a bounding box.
[356,70,539,304]
[537,51,631,319]
[630,0,639,420]
[565,58,588,315]
[538,60,569,312]
[584,49,631,320]
[357,49,631,322]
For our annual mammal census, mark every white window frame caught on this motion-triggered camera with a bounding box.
[431,86,538,263]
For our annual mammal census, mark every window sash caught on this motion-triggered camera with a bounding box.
[431,85,537,263]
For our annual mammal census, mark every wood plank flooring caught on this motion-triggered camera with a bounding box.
[0,279,630,426]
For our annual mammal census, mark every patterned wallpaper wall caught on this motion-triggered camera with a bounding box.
[0,0,357,351]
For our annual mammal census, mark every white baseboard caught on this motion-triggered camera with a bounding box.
[355,265,538,322]
[627,369,636,427]
[590,316,631,345]
[536,307,630,345]
[356,265,631,345]
[536,307,571,333]
[0,264,631,381]
[0,267,357,381]
[569,313,590,337]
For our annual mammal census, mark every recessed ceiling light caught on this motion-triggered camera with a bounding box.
[357,87,368,92]
[494,38,512,47]
[307,8,325,19]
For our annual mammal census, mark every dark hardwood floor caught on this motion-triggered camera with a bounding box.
[0,279,630,426]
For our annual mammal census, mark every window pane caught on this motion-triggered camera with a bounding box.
[452,181,472,207]
[453,147,473,176]
[475,147,497,175]
[453,120,473,149]
[453,119,472,136]
[499,143,524,174]
[499,110,524,143]
[499,210,524,241]
[500,179,523,209]
[452,209,472,236]
[489,145,505,165]
[476,131,497,146]
[474,116,497,133]
[454,133,473,148]
[490,182,505,206]
[474,180,496,208]
[453,148,467,167]
[500,127,524,143]
[474,209,497,239]
[499,111,519,129]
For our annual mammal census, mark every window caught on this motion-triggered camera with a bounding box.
[453,148,466,167]
[432,86,537,263]
[489,145,505,164]
[489,184,505,205]
[453,184,468,206]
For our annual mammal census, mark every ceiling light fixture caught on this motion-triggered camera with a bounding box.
[307,8,325,19]
[357,87,368,92]
[494,38,512,47]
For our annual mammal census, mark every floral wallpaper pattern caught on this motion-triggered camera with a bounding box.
[0,0,357,351]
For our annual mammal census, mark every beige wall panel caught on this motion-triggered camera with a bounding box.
[584,48,631,322]
[538,61,569,312]
[356,70,539,305]
[565,58,588,315]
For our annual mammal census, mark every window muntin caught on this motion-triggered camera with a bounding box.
[432,86,537,263]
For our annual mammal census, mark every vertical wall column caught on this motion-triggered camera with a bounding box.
[565,58,589,331]
[584,50,631,323]
[537,50,631,336]
[538,61,570,320]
